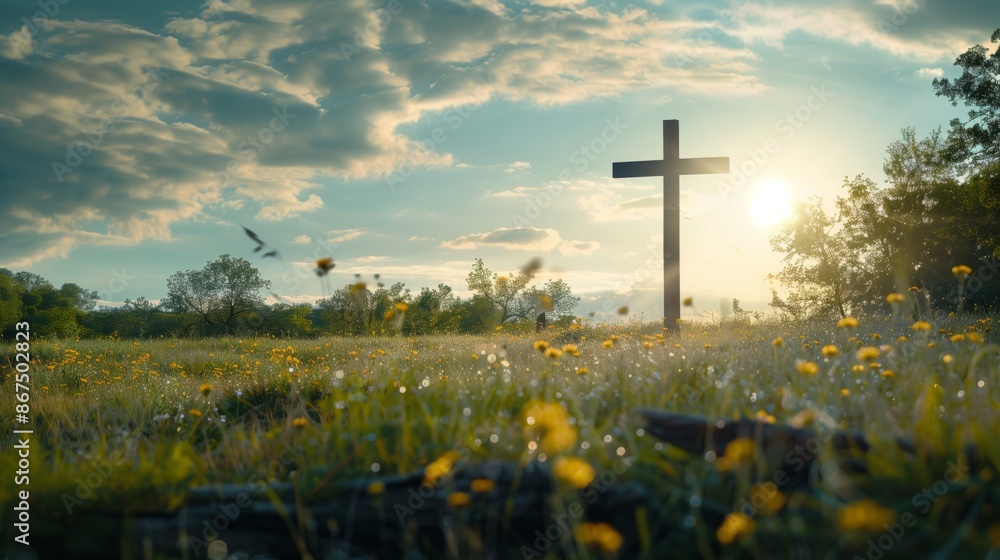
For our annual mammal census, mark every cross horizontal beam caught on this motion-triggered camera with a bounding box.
[612,157,730,179]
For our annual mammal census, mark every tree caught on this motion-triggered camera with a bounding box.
[932,28,1000,170]
[466,258,534,325]
[0,271,23,336]
[513,279,580,322]
[163,254,270,335]
[769,197,852,318]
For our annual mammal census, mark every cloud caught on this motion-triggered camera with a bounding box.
[408,235,433,241]
[441,227,563,251]
[558,240,601,256]
[291,235,312,244]
[482,186,537,198]
[326,229,365,243]
[504,161,532,173]
[915,67,944,78]
[354,255,390,262]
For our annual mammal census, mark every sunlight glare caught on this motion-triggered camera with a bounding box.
[749,181,793,228]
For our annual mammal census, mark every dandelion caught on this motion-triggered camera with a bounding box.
[897,336,908,342]
[943,354,953,364]
[755,411,777,424]
[471,478,495,493]
[796,360,819,376]
[395,302,408,313]
[950,334,966,342]
[423,451,461,487]
[911,321,932,332]
[554,456,596,489]
[968,332,983,343]
[952,265,972,279]
[541,425,577,454]
[576,522,623,553]
[367,481,385,496]
[447,492,471,507]
[749,482,785,513]
[602,340,614,349]
[838,317,858,329]
[534,340,550,352]
[837,500,896,532]
[350,282,367,293]
[852,364,867,374]
[715,438,756,471]
[856,346,880,361]
[576,367,589,375]
[561,344,581,357]
[772,337,784,348]
[199,383,213,396]
[822,344,839,357]
[886,293,905,304]
[881,370,894,377]
[545,347,563,359]
[717,512,755,544]
[188,409,202,418]
[292,417,309,428]
[841,388,850,396]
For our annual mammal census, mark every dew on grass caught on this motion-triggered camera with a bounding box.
[581,441,590,450]
[463,407,471,416]
[704,451,717,462]
[371,463,381,473]
[489,434,499,443]
[603,435,612,443]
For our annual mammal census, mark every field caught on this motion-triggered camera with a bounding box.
[2,315,1000,559]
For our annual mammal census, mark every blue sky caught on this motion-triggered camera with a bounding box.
[1,0,997,320]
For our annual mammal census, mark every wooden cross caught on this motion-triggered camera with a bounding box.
[612,120,729,331]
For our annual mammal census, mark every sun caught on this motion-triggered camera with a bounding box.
[749,181,793,228]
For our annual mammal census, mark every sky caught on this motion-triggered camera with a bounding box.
[1,0,998,321]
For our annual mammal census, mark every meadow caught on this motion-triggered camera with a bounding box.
[2,314,1000,559]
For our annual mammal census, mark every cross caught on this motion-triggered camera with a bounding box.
[612,120,729,332]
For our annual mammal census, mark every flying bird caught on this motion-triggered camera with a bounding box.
[240,225,282,260]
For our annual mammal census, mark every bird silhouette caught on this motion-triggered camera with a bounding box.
[240,225,282,260]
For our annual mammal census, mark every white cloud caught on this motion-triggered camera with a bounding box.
[558,240,601,256]
[326,229,365,243]
[408,235,433,241]
[482,186,537,198]
[441,227,563,251]
[504,161,532,174]
[915,67,944,78]
[291,235,312,244]
[354,255,390,262]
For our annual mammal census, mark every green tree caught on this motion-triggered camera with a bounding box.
[933,28,1000,169]
[163,254,270,335]
[466,258,534,326]
[0,271,23,336]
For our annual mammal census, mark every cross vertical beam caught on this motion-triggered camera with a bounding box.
[612,120,729,332]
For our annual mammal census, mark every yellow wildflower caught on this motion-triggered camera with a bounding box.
[838,317,858,329]
[576,522,623,553]
[717,512,755,544]
[553,456,595,489]
[837,500,896,532]
[447,492,471,507]
[796,360,819,376]
[367,481,385,496]
[822,344,839,357]
[856,346,880,361]
[470,479,494,493]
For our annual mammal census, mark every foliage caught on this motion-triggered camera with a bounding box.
[163,254,271,336]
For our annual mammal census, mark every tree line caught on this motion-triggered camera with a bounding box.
[0,257,580,339]
[769,29,1000,318]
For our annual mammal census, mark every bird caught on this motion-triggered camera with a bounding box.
[240,225,282,261]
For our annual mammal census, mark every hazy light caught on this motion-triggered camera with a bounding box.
[749,181,793,228]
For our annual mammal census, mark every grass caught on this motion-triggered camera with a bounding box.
[2,315,999,558]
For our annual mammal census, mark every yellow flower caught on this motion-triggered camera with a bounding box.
[819,344,838,358]
[837,500,896,532]
[384,309,396,320]
[967,332,983,343]
[539,294,554,311]
[423,451,461,487]
[950,334,966,342]
[755,411,777,424]
[576,367,589,375]
[395,302,409,312]
[704,344,714,349]
[749,482,785,514]
[943,354,953,364]
[553,456,595,489]
[772,337,784,348]
[838,317,858,329]
[911,321,932,332]
[534,340,549,352]
[683,297,693,306]
[447,492,471,507]
[886,293,905,304]
[350,281,367,293]
[367,481,385,496]
[292,417,309,428]
[851,364,867,374]
[717,512,755,544]
[897,336,908,342]
[541,425,578,454]
[602,339,614,349]
[561,344,581,357]
[545,347,563,359]
[188,409,202,418]
[576,522,623,553]
[952,265,972,279]
[199,383,213,396]
[470,478,495,493]
[856,346,880,361]
[881,370,894,377]
[796,360,819,376]
[715,438,756,471]
[841,388,851,396]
